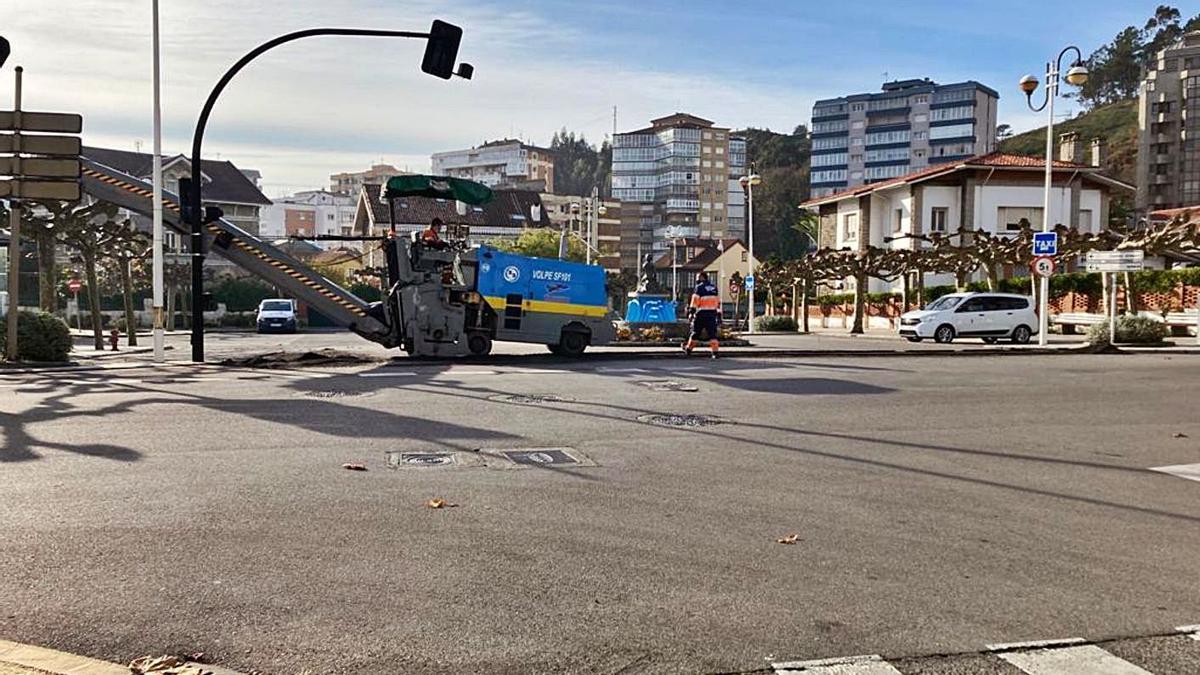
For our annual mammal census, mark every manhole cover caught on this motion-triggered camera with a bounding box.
[637,413,728,428]
[489,394,576,404]
[303,389,369,398]
[501,449,578,465]
[386,452,456,467]
[639,381,699,392]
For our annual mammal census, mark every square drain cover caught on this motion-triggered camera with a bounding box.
[479,447,596,468]
[502,449,577,465]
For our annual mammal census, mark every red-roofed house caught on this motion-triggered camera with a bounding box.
[798,151,1135,291]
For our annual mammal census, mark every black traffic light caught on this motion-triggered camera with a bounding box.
[422,20,469,80]
[0,37,10,70]
[202,205,224,224]
[178,177,194,224]
[201,292,217,312]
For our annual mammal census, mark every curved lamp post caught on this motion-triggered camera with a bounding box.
[739,172,761,332]
[1020,46,1088,347]
[185,21,472,361]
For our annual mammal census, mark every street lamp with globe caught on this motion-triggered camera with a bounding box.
[1020,46,1088,346]
[738,172,761,332]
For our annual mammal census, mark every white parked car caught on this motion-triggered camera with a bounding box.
[256,298,298,334]
[898,292,1038,344]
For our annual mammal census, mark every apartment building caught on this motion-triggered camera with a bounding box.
[540,193,623,272]
[611,113,747,270]
[330,163,404,196]
[809,79,999,199]
[1137,30,1200,211]
[431,139,556,192]
[260,190,358,249]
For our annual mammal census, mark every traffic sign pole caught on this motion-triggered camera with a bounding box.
[151,0,165,362]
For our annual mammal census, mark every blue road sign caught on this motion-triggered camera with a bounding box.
[744,275,755,290]
[1033,232,1058,256]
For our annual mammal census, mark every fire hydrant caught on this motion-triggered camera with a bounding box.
[108,328,120,351]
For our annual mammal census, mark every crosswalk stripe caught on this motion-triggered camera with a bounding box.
[1177,624,1200,641]
[998,644,1153,675]
[772,654,901,674]
[1150,463,1200,483]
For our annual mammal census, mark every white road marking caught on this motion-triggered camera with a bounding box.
[441,369,496,376]
[998,644,1153,675]
[600,367,650,373]
[358,372,416,378]
[1177,624,1200,641]
[772,654,901,674]
[1150,463,1200,483]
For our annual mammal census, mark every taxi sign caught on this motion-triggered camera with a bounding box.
[1032,232,1058,256]
[744,275,755,291]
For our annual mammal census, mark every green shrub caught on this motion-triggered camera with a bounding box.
[349,282,382,302]
[754,315,798,332]
[1086,315,1169,345]
[866,291,901,304]
[816,293,852,308]
[922,285,958,303]
[210,277,275,312]
[0,311,73,362]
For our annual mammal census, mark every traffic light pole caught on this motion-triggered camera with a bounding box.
[186,27,434,362]
[4,66,20,361]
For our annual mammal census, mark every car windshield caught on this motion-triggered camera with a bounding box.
[261,301,292,312]
[925,296,962,311]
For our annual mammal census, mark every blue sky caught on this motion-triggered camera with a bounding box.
[6,0,1165,194]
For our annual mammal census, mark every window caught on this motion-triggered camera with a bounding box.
[930,105,975,121]
[716,147,724,155]
[327,213,335,221]
[703,131,712,140]
[864,165,909,180]
[851,120,864,130]
[893,208,904,232]
[866,129,911,145]
[1079,209,1093,231]
[865,147,909,162]
[812,152,848,167]
[913,114,928,123]
[842,212,859,240]
[851,103,865,112]
[702,146,711,154]
[998,206,1043,231]
[851,137,864,146]
[914,95,929,104]
[930,207,948,232]
[913,131,927,141]
[929,123,974,140]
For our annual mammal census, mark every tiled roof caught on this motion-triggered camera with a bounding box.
[1149,205,1200,221]
[800,152,1112,208]
[82,146,271,205]
[360,183,549,231]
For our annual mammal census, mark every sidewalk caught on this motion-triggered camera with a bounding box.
[0,640,243,675]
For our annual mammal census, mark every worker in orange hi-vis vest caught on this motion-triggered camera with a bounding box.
[682,271,722,359]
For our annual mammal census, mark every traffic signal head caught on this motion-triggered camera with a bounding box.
[202,205,223,224]
[422,20,470,80]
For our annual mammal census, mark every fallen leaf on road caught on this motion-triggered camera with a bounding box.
[342,463,368,471]
[1173,432,1189,438]
[425,497,458,509]
[129,654,212,675]
[776,534,800,545]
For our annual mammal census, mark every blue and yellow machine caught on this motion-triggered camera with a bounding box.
[375,175,615,357]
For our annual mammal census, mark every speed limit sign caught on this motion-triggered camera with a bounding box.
[1032,256,1055,278]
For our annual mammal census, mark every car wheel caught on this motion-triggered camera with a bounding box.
[558,329,589,356]
[1011,325,1032,344]
[904,336,922,342]
[982,337,998,344]
[467,332,492,357]
[547,344,565,355]
[933,324,955,344]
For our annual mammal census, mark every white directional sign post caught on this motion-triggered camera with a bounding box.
[1084,251,1145,345]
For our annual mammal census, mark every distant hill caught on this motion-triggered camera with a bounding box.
[999,99,1137,185]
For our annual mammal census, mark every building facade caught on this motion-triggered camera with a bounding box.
[1137,30,1200,212]
[799,151,1133,293]
[330,163,404,196]
[260,190,358,248]
[611,113,747,269]
[431,140,555,192]
[539,193,623,273]
[809,79,999,199]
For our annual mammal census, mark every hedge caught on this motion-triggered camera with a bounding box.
[754,315,798,332]
[0,311,73,362]
[1086,316,1169,345]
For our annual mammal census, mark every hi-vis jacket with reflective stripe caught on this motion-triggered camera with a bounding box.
[690,281,721,312]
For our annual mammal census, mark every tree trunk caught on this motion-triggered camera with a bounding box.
[851,271,867,334]
[83,252,104,350]
[166,283,175,330]
[800,278,810,334]
[36,226,57,313]
[915,270,925,307]
[1123,271,1135,314]
[985,264,998,291]
[955,270,968,292]
[901,272,911,312]
[120,258,137,346]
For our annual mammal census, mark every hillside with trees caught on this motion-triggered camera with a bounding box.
[999,99,1138,184]
[733,125,813,259]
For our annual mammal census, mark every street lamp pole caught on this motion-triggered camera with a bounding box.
[185,23,470,362]
[1021,46,1088,347]
[739,172,761,333]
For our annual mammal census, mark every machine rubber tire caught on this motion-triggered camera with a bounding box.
[467,332,492,356]
[558,330,589,357]
[1011,325,1033,344]
[905,336,922,342]
[933,324,955,344]
[547,344,565,356]
[981,337,998,344]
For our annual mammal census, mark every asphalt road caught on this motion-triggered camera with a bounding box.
[1,352,1199,674]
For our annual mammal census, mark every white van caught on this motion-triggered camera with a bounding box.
[898,292,1038,344]
[256,298,298,333]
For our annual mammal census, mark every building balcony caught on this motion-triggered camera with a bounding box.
[1153,174,1173,184]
